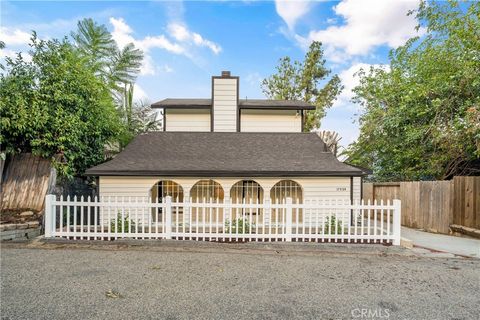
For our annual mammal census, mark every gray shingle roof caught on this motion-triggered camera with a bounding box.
[151,99,315,110]
[86,132,364,177]
[239,99,314,109]
[151,99,211,108]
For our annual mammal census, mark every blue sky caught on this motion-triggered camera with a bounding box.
[0,0,424,148]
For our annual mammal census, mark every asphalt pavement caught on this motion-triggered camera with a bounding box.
[1,241,479,320]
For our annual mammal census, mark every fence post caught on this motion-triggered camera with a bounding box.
[44,194,55,238]
[165,196,172,239]
[393,199,401,245]
[285,197,293,242]
[264,198,271,226]
[224,197,231,222]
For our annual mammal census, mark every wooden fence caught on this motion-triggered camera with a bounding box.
[452,176,480,230]
[363,177,479,234]
[0,153,56,213]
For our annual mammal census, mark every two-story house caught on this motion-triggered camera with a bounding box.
[86,71,364,224]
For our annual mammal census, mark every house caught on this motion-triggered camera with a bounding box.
[85,71,365,224]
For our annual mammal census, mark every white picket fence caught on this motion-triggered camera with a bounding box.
[44,195,401,245]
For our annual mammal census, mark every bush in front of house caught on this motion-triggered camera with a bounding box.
[324,216,343,234]
[110,213,135,233]
[225,218,255,234]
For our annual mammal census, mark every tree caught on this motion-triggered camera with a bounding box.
[0,35,122,177]
[262,41,343,131]
[71,18,143,91]
[70,18,116,75]
[117,83,161,147]
[71,18,144,146]
[344,1,480,181]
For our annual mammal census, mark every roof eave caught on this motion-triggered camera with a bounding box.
[151,105,315,110]
[85,170,366,177]
[151,104,211,109]
[239,105,315,110]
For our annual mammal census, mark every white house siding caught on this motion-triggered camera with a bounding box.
[240,109,301,132]
[165,109,210,132]
[353,177,362,203]
[213,78,237,132]
[99,177,352,200]
[98,176,357,225]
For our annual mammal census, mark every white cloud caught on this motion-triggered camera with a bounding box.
[0,27,31,46]
[168,23,190,42]
[109,17,183,76]
[139,55,156,76]
[0,48,32,63]
[109,17,221,75]
[133,83,148,102]
[140,35,185,54]
[140,55,174,76]
[0,48,17,59]
[161,64,174,73]
[167,23,221,54]
[245,72,263,87]
[109,17,135,49]
[110,17,184,55]
[326,18,337,25]
[275,0,313,30]
[297,0,424,58]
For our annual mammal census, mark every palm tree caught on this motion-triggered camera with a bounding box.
[71,18,146,147]
[109,43,143,91]
[71,18,116,79]
[71,18,143,92]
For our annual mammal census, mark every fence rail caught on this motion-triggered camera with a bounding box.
[44,195,401,245]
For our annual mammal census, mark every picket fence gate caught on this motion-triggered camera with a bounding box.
[44,195,401,245]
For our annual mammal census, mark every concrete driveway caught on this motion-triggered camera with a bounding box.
[402,226,480,258]
[1,241,479,320]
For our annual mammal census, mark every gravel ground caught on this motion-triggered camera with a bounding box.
[1,242,479,320]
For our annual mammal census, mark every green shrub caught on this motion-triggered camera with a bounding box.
[324,216,343,234]
[110,213,135,233]
[225,218,255,234]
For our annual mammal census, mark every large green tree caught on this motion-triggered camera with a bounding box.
[71,18,152,148]
[0,35,122,177]
[344,1,480,181]
[262,41,343,131]
[71,19,145,142]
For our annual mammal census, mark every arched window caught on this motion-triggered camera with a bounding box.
[190,180,224,226]
[270,180,303,224]
[230,180,264,224]
[270,180,303,204]
[190,180,224,203]
[151,180,183,223]
[230,180,264,204]
[151,180,184,202]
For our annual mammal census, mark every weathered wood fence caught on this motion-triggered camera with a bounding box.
[0,154,56,213]
[363,177,479,234]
